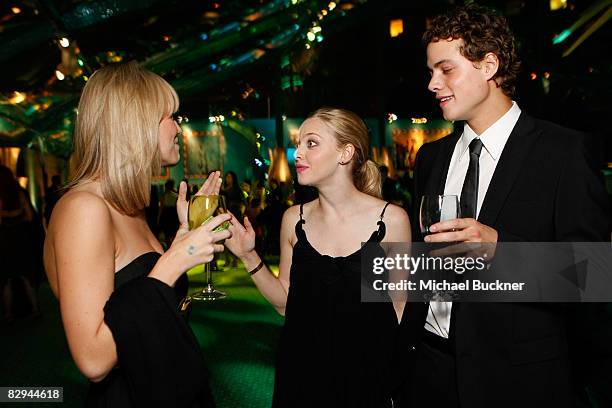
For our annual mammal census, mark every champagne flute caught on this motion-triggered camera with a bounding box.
[188,194,229,301]
[419,195,460,236]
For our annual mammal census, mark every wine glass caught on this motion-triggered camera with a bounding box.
[188,194,229,301]
[420,195,462,302]
[419,195,460,235]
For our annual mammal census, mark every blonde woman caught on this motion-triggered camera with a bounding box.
[225,107,411,407]
[44,62,229,407]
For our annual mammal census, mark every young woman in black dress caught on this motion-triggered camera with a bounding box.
[225,107,411,407]
[44,62,231,407]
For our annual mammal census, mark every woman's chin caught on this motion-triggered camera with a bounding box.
[160,155,180,167]
[296,174,319,187]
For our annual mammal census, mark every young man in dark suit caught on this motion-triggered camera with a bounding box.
[397,4,611,408]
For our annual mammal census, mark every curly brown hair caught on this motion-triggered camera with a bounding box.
[423,3,521,96]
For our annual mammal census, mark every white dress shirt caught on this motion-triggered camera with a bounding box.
[425,101,522,338]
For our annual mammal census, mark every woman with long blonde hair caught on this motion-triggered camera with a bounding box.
[225,107,411,407]
[44,62,229,407]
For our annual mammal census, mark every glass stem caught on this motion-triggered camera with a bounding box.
[205,262,213,286]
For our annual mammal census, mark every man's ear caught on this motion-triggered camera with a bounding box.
[339,143,355,165]
[482,52,500,81]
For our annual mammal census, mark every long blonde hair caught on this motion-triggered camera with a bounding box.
[307,107,382,198]
[67,61,178,215]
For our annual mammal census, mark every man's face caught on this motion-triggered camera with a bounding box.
[426,38,490,122]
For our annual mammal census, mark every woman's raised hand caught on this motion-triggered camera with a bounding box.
[224,212,256,260]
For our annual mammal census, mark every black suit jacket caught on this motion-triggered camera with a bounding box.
[398,113,611,408]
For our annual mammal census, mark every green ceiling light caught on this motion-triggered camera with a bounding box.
[563,6,612,57]
[552,28,572,44]
[552,0,611,47]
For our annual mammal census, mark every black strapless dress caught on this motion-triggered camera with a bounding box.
[272,204,399,408]
[86,252,214,408]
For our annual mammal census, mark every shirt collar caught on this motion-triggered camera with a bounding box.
[458,101,521,161]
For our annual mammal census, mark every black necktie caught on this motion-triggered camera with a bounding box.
[460,138,483,219]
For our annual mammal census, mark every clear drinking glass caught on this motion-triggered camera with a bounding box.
[419,195,460,236]
[187,195,229,301]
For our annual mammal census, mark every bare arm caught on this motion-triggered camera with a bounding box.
[225,206,298,315]
[382,204,412,322]
[51,192,118,382]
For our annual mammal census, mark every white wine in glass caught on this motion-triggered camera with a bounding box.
[188,194,229,301]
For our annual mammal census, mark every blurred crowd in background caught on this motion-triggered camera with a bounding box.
[0,164,415,324]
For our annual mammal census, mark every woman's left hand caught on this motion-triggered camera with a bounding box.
[176,171,222,229]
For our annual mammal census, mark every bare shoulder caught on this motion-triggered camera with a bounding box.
[384,203,410,223]
[45,189,115,295]
[50,190,111,230]
[284,201,318,223]
[47,191,114,252]
[381,203,411,241]
[282,204,304,227]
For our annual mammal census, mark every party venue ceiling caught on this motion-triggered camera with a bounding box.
[1,0,611,161]
[0,0,381,156]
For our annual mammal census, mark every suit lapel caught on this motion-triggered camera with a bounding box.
[478,113,542,227]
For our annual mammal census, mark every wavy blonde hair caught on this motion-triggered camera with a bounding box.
[307,107,382,198]
[67,61,178,215]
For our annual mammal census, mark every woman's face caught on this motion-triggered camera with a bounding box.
[159,115,181,166]
[294,117,342,187]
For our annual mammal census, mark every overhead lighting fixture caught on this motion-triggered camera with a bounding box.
[9,91,26,104]
[59,37,70,48]
[55,70,65,80]
[550,0,567,11]
[553,29,572,44]
[11,6,21,14]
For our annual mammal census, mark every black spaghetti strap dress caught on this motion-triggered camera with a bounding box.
[272,203,398,408]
